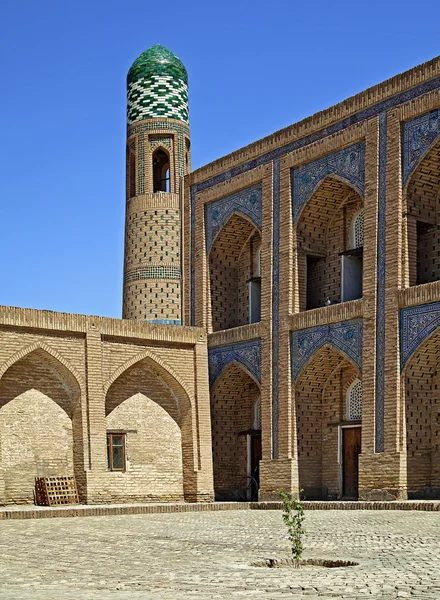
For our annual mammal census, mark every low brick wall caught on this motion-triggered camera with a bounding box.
[1,500,439,520]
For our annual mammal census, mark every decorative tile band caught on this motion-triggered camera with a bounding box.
[400,301,440,370]
[128,120,189,181]
[208,339,261,388]
[127,75,188,125]
[272,158,280,459]
[402,108,440,186]
[375,112,387,453]
[205,184,262,251]
[290,319,363,382]
[190,76,440,326]
[291,141,365,221]
[124,266,181,283]
[147,319,182,325]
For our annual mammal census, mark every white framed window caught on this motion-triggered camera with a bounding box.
[350,209,364,249]
[254,396,262,430]
[346,379,362,421]
[254,244,261,278]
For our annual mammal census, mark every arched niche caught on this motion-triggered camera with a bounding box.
[294,345,361,500]
[404,136,440,287]
[104,354,195,502]
[210,362,261,500]
[0,347,83,504]
[401,327,440,499]
[208,212,261,331]
[295,175,364,310]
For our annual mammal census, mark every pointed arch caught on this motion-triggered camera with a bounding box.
[152,146,171,193]
[207,210,260,256]
[0,341,84,395]
[293,341,361,385]
[294,173,364,225]
[211,358,261,392]
[210,360,261,500]
[104,349,198,477]
[103,349,193,408]
[208,211,262,331]
[403,135,440,287]
[295,174,364,310]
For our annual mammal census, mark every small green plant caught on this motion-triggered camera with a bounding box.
[279,489,305,562]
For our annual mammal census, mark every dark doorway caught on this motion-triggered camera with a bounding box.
[250,432,262,486]
[342,427,361,498]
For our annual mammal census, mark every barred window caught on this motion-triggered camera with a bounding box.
[346,379,362,421]
[350,209,364,249]
[254,396,262,430]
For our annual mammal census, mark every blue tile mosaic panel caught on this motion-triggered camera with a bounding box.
[402,108,440,186]
[190,75,440,326]
[400,301,440,370]
[290,319,363,382]
[291,142,365,222]
[208,339,261,388]
[205,184,262,251]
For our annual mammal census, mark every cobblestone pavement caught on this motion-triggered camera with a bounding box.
[0,509,439,599]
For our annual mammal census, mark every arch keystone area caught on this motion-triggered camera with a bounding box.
[292,141,365,222]
[205,183,262,251]
[0,341,84,393]
[291,319,363,382]
[208,339,262,388]
[103,349,193,406]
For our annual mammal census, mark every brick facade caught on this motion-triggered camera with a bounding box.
[1,48,440,506]
[0,309,213,504]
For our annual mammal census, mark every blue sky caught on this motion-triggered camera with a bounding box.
[1,0,439,318]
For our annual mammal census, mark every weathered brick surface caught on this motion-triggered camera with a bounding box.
[0,308,213,505]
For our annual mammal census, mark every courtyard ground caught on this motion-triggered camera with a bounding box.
[0,509,439,599]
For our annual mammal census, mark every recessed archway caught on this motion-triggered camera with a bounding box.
[210,362,261,500]
[294,344,362,499]
[0,348,83,504]
[105,355,195,502]
[296,176,364,311]
[208,212,261,331]
[402,327,440,498]
[404,137,440,287]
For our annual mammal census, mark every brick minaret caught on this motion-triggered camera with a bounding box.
[123,45,191,323]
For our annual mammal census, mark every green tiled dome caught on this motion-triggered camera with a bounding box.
[128,45,188,86]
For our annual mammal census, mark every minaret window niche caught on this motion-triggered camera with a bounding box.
[153,148,170,192]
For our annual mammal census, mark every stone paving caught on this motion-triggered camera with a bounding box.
[0,509,439,599]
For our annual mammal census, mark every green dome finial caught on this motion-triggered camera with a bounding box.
[127,45,189,125]
[128,45,188,86]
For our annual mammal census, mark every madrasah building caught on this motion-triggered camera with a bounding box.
[1,46,440,505]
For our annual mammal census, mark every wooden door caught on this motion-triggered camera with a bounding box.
[343,427,361,498]
[251,434,262,486]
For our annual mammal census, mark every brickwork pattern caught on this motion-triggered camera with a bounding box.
[296,177,363,309]
[403,328,440,497]
[210,364,260,499]
[0,307,213,505]
[295,345,361,499]
[208,214,260,331]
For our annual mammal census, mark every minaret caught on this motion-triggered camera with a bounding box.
[122,45,191,323]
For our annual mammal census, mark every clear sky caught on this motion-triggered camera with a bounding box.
[1,0,439,318]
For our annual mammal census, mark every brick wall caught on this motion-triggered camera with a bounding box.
[208,214,260,331]
[0,307,213,505]
[0,390,74,504]
[404,328,440,497]
[210,364,260,499]
[297,178,362,310]
[405,141,440,286]
[295,346,361,499]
